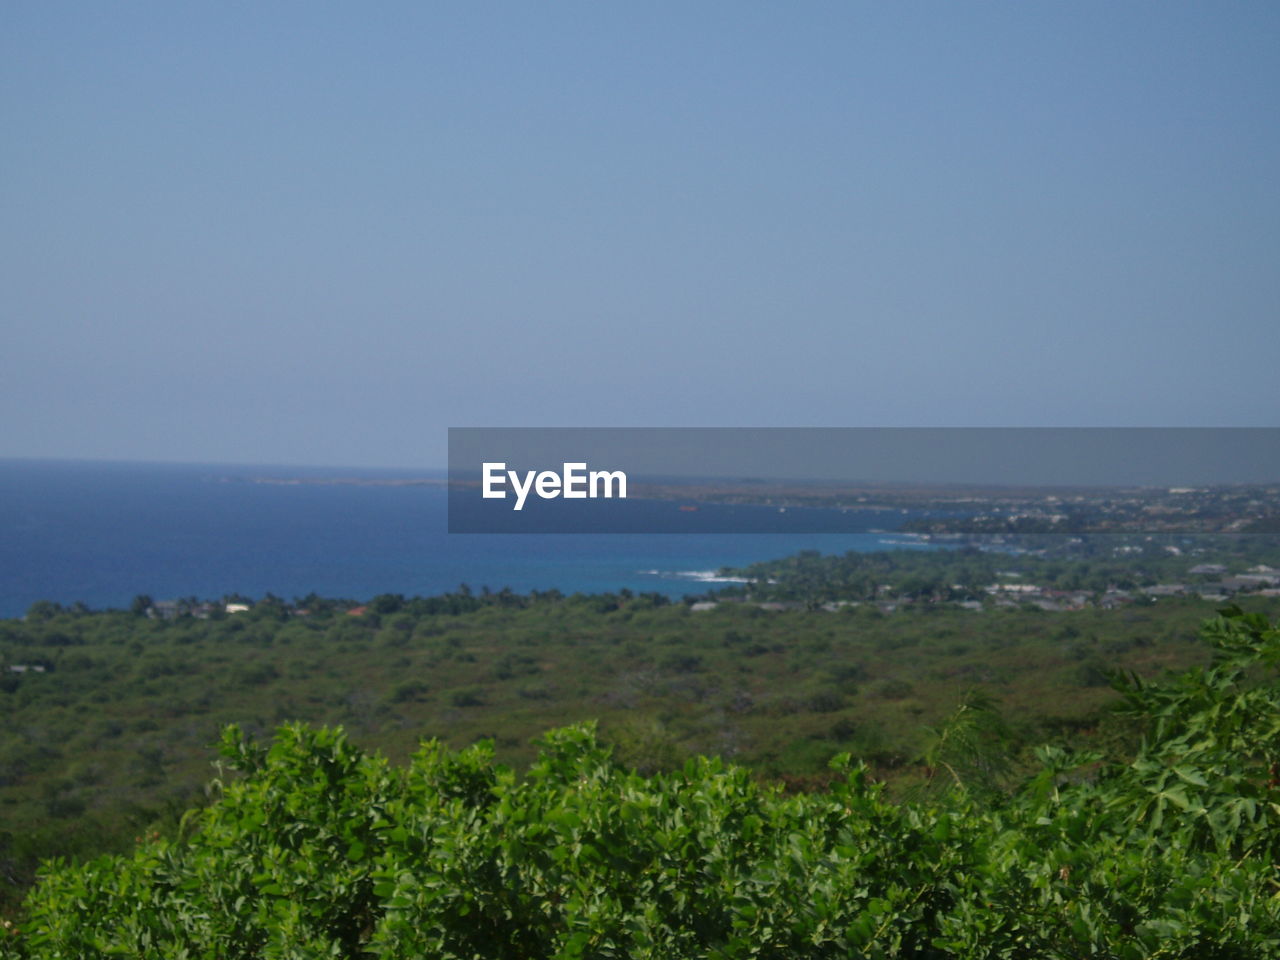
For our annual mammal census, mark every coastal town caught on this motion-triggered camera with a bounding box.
[690,560,1280,615]
[118,556,1280,625]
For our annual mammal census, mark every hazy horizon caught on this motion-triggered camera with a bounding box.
[11,421,1280,489]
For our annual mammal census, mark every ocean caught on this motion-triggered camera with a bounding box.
[0,459,944,618]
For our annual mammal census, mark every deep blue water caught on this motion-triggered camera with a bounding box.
[0,459,946,618]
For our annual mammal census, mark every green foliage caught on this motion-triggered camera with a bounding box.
[1104,606,1280,857]
[4,589,1274,915]
[920,691,1016,798]
[7,610,1280,957]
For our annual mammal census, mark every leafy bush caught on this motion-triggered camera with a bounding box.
[388,680,429,704]
[449,688,485,708]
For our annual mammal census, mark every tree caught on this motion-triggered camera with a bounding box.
[23,600,62,622]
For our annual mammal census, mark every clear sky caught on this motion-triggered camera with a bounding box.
[3,2,1277,469]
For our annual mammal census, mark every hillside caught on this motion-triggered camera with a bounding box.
[4,586,1276,913]
[5,607,1280,957]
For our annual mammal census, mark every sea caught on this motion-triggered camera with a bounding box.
[0,459,949,618]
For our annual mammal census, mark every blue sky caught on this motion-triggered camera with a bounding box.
[3,2,1277,468]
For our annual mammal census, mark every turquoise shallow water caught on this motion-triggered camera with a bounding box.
[0,459,944,617]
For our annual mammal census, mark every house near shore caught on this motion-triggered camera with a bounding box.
[150,600,233,618]
[1099,590,1133,609]
[1232,573,1280,587]
[1192,584,1232,602]
[148,601,181,620]
[1142,584,1187,597]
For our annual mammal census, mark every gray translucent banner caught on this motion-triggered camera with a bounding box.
[448,427,1280,534]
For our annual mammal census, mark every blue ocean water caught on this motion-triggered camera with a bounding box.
[0,459,943,618]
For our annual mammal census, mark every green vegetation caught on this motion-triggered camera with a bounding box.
[2,580,1277,917]
[5,607,1280,957]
